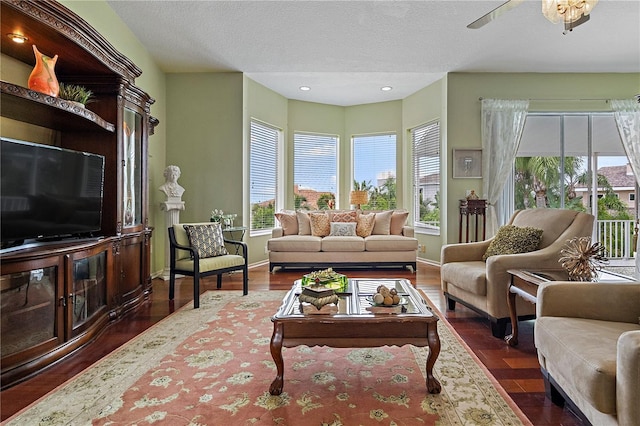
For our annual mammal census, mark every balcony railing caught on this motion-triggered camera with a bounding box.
[596,219,638,259]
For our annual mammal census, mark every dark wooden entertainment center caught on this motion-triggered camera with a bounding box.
[0,0,158,388]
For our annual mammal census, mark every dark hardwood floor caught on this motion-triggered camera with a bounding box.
[1,262,581,424]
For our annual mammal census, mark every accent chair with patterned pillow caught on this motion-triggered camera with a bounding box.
[169,222,248,308]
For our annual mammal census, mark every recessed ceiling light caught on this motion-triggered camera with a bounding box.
[299,86,311,91]
[381,86,393,92]
[7,33,28,43]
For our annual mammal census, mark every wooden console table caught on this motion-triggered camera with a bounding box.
[459,199,487,242]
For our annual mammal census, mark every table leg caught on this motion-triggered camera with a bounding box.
[269,321,285,395]
[505,282,519,347]
[426,322,442,394]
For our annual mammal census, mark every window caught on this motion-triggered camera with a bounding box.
[293,132,338,210]
[630,193,636,202]
[352,133,396,210]
[515,113,636,261]
[412,121,440,233]
[250,119,280,234]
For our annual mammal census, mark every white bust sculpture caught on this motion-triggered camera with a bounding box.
[159,165,185,200]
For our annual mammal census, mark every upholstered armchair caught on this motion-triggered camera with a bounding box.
[168,222,248,308]
[535,282,640,426]
[440,208,594,338]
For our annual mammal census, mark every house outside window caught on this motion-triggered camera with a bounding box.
[293,132,338,210]
[352,133,396,210]
[412,121,440,234]
[250,119,281,234]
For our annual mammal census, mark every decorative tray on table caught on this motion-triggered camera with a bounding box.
[301,268,348,293]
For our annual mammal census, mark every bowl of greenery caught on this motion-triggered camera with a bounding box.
[58,83,94,107]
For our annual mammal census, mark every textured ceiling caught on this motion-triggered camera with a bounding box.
[107,0,640,106]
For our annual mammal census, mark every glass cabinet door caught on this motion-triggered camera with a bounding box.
[71,252,106,329]
[122,108,143,228]
[1,266,57,358]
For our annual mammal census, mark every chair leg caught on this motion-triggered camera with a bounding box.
[169,270,175,300]
[193,271,200,309]
[217,274,222,289]
[242,265,248,295]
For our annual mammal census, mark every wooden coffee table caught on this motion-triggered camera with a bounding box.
[505,269,635,346]
[269,278,441,395]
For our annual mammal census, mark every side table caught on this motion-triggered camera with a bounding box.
[458,199,487,242]
[222,226,247,254]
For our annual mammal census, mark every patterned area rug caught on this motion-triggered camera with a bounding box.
[5,290,532,426]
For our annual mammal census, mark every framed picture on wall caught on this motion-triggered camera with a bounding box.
[453,149,482,178]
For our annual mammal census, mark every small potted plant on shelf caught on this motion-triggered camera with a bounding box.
[58,83,94,108]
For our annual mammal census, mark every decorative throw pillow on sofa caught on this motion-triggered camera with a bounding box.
[330,222,357,236]
[332,210,357,223]
[356,212,376,237]
[274,210,298,235]
[297,211,311,235]
[183,223,228,259]
[390,210,409,235]
[309,212,331,237]
[482,225,543,261]
[372,210,394,235]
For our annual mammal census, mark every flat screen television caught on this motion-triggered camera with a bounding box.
[1,137,105,248]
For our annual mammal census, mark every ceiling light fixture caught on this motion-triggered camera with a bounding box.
[7,33,28,43]
[542,0,598,33]
[381,86,393,92]
[299,86,310,91]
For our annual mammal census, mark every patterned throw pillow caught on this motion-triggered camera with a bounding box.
[329,222,357,236]
[331,211,357,223]
[356,212,376,237]
[183,223,228,259]
[482,225,543,261]
[309,212,331,237]
[274,210,298,235]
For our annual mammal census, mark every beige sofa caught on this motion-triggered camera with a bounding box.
[535,282,640,426]
[441,208,595,338]
[267,209,418,272]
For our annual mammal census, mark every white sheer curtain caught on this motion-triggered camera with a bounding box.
[481,99,529,237]
[611,98,640,279]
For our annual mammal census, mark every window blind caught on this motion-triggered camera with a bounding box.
[294,132,338,209]
[353,133,396,210]
[250,120,279,231]
[412,121,440,231]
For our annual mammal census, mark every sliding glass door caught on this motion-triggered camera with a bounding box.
[514,113,638,265]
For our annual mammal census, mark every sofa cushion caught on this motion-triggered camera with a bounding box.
[332,210,357,223]
[309,212,331,237]
[330,222,357,236]
[372,210,393,235]
[267,235,322,252]
[440,261,487,296]
[322,236,365,252]
[183,223,228,258]
[536,317,640,414]
[274,210,298,235]
[482,225,543,261]
[365,235,418,252]
[297,211,311,235]
[356,212,376,237]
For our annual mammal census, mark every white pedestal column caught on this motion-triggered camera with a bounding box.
[160,200,185,281]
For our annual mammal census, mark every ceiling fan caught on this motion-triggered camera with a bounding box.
[467,0,598,33]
